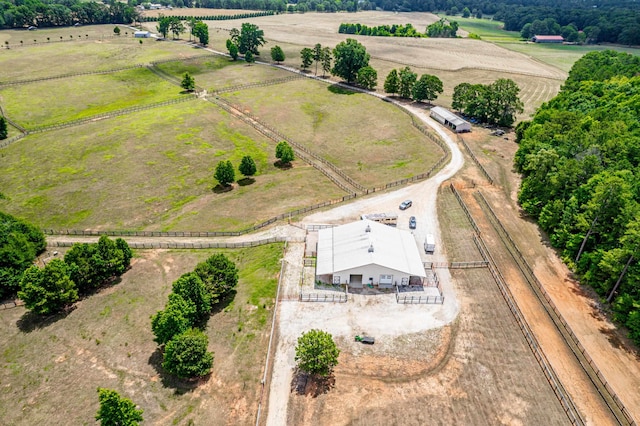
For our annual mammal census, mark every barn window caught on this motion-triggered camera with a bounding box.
[380,274,393,284]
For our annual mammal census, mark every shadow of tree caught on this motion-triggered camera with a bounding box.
[237,177,256,187]
[212,184,234,194]
[148,347,210,394]
[17,308,73,333]
[328,84,356,95]
[210,290,237,315]
[290,368,336,398]
[274,160,293,169]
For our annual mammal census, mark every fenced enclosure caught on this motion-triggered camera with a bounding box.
[395,290,444,305]
[298,292,348,303]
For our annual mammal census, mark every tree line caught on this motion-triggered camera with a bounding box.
[139,10,273,22]
[151,253,239,379]
[515,50,640,345]
[18,235,132,314]
[338,19,458,38]
[0,0,139,29]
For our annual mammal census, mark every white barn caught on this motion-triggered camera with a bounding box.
[134,31,151,38]
[316,220,426,288]
[430,106,471,133]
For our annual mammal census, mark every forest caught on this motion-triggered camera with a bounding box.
[514,50,640,344]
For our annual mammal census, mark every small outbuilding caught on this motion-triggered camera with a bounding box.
[430,106,471,133]
[134,31,151,38]
[316,220,426,288]
[531,35,564,43]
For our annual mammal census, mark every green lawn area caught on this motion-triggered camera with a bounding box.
[0,244,283,425]
[0,100,344,231]
[155,56,293,92]
[222,78,444,188]
[1,68,187,129]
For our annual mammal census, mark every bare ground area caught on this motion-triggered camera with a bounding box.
[457,129,640,423]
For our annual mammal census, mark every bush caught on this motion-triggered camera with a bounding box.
[162,328,214,378]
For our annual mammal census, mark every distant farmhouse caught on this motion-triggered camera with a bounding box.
[315,220,426,288]
[532,35,564,43]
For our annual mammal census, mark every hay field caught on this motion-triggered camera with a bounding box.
[0,244,283,426]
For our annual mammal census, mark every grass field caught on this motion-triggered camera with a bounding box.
[447,15,521,42]
[0,100,345,231]
[1,68,187,129]
[0,26,208,82]
[221,78,443,187]
[0,243,283,425]
[155,56,293,92]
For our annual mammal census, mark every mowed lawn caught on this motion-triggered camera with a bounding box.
[0,100,345,231]
[0,244,283,426]
[155,56,294,92]
[0,26,208,82]
[1,68,187,129]
[222,78,443,188]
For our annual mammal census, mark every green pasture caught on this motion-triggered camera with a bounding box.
[500,41,640,72]
[452,16,521,42]
[155,56,292,92]
[1,68,186,129]
[0,100,344,231]
[222,78,443,188]
[0,26,207,82]
[0,243,283,425]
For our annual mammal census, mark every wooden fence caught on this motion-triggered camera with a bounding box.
[457,134,494,185]
[50,237,286,249]
[395,290,444,305]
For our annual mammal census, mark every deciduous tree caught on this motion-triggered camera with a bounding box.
[162,328,214,379]
[169,17,184,39]
[412,74,443,103]
[320,47,332,77]
[96,388,143,426]
[356,65,377,90]
[300,47,313,70]
[295,329,340,376]
[181,72,195,92]
[194,253,238,305]
[239,155,257,177]
[172,273,211,324]
[383,69,399,95]
[398,66,417,99]
[235,22,265,55]
[270,45,285,63]
[214,160,235,187]
[18,259,78,315]
[0,116,7,140]
[331,38,369,83]
[275,141,294,166]
[156,15,170,38]
[192,21,208,45]
[151,293,196,344]
[313,43,322,75]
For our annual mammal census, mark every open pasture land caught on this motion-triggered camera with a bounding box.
[0,244,283,426]
[287,187,568,425]
[0,26,207,82]
[1,68,187,129]
[0,100,345,231]
[447,15,521,42]
[155,56,293,92]
[221,78,443,188]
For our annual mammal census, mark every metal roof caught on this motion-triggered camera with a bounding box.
[430,106,469,128]
[316,220,426,277]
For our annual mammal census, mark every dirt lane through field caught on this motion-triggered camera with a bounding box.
[457,186,618,425]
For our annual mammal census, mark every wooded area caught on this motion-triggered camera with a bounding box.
[515,50,640,344]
